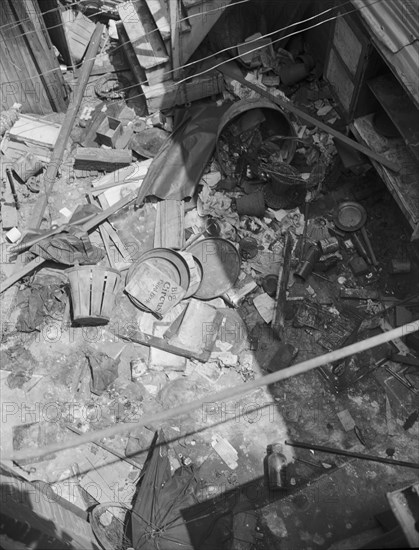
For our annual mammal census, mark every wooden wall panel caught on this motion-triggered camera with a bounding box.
[0,0,68,114]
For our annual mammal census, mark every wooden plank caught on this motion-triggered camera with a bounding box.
[0,472,96,548]
[368,74,419,161]
[387,483,419,548]
[38,0,73,67]
[351,114,419,240]
[31,22,105,229]
[271,232,293,340]
[73,147,132,171]
[218,61,401,173]
[145,0,171,40]
[8,115,61,149]
[116,21,147,84]
[178,0,233,65]
[154,199,184,249]
[169,0,182,79]
[118,0,169,70]
[0,0,68,114]
[62,10,96,63]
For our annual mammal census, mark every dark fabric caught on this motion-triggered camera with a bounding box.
[136,104,229,204]
[130,431,256,550]
[30,227,104,266]
[87,352,120,395]
[131,431,197,549]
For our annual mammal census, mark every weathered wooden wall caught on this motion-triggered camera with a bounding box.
[0,0,68,114]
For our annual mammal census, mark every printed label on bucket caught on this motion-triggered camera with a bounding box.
[125,261,186,316]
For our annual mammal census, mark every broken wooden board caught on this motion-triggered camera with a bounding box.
[1,138,51,164]
[0,470,97,549]
[62,9,96,63]
[154,199,184,249]
[7,114,61,150]
[74,147,132,171]
[91,159,152,207]
[118,0,170,70]
[142,72,224,111]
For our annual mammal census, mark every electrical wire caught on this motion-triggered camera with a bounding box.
[101,0,385,108]
[0,0,90,32]
[0,0,251,41]
[0,0,357,95]
[1,0,384,111]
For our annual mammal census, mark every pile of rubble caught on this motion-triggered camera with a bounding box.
[1,2,419,549]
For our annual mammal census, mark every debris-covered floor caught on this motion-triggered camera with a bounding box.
[1,2,419,549]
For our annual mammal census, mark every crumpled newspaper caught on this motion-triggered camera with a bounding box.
[198,185,240,226]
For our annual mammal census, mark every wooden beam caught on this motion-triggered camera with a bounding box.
[31,22,105,229]
[218,61,401,173]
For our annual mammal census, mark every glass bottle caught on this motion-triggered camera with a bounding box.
[266,443,287,490]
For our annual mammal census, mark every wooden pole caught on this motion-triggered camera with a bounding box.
[217,62,400,173]
[32,23,105,229]
[6,320,419,463]
[285,440,419,470]
[272,231,293,340]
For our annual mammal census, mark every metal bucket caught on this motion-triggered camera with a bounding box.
[216,98,297,178]
[66,265,121,326]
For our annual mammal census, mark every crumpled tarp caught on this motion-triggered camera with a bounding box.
[135,104,229,204]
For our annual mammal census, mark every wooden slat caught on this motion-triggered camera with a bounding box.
[73,147,132,171]
[3,0,68,114]
[178,0,233,65]
[145,0,171,40]
[38,0,72,67]
[368,74,419,161]
[169,0,181,79]
[118,0,169,70]
[154,199,184,249]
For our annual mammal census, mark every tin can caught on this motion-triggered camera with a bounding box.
[389,259,411,274]
[131,358,148,382]
[295,245,320,281]
[318,237,339,255]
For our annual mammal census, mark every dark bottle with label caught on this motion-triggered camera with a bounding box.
[265,443,287,490]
